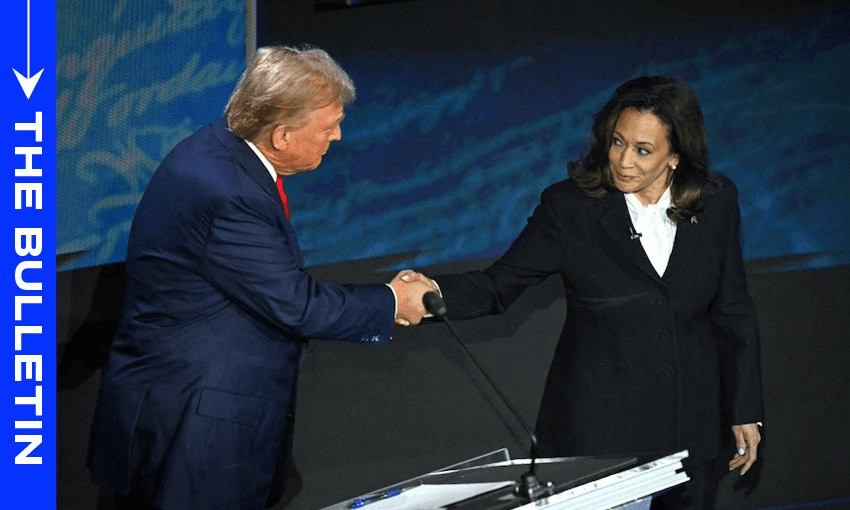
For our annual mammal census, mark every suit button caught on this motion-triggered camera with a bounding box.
[655,296,668,306]
[657,331,671,341]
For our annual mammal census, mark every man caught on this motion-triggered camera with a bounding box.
[87,46,434,510]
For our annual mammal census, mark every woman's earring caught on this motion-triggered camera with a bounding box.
[670,164,677,171]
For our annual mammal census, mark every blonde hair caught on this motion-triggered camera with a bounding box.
[225,46,356,142]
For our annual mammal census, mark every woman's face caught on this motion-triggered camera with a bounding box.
[608,108,679,205]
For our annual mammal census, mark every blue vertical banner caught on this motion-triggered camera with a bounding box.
[0,0,57,506]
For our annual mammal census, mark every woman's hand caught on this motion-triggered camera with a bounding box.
[729,423,761,475]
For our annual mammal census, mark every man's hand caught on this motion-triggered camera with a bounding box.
[389,270,437,326]
[729,423,761,475]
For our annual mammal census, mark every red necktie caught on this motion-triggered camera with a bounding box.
[275,175,291,221]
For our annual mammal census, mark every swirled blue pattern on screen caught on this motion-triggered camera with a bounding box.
[289,13,849,271]
[57,0,245,270]
[56,5,849,272]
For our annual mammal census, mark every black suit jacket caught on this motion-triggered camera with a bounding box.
[435,174,763,463]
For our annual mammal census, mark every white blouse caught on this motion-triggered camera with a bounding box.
[624,187,677,277]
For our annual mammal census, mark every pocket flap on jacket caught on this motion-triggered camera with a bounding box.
[197,387,263,426]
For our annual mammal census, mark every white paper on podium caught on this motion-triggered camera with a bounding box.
[365,481,514,510]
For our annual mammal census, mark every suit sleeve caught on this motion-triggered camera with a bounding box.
[202,191,395,344]
[711,182,765,425]
[436,184,567,320]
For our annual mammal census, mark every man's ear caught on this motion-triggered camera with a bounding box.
[271,125,289,151]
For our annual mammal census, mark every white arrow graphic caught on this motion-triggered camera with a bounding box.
[12,0,43,99]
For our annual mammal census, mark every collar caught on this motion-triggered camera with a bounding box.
[624,187,672,222]
[244,139,278,182]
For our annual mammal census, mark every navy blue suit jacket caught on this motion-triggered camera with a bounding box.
[436,174,764,464]
[88,119,395,509]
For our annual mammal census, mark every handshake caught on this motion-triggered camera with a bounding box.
[389,269,439,326]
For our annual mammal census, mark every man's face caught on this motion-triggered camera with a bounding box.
[278,102,344,175]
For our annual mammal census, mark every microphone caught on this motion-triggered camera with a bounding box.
[629,226,642,240]
[423,291,447,319]
[422,292,554,501]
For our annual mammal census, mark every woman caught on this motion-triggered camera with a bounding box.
[425,76,763,509]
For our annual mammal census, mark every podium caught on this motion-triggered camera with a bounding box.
[321,449,689,510]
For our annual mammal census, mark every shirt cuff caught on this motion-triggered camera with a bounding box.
[432,279,442,296]
[385,283,398,319]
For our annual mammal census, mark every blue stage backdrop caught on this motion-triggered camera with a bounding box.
[57,3,850,272]
[56,0,246,270]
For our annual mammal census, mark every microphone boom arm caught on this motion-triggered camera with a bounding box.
[423,292,554,501]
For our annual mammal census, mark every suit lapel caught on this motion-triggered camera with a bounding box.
[663,213,700,282]
[210,118,305,266]
[211,119,277,200]
[596,192,662,283]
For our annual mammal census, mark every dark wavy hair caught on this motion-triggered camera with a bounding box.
[568,76,710,222]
